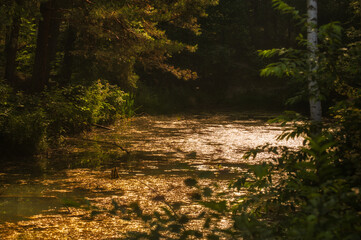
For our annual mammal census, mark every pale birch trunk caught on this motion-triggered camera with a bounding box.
[307,0,322,122]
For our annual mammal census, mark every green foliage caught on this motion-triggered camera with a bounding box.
[0,80,132,155]
[0,85,48,154]
[44,80,126,137]
[258,3,346,107]
[271,0,304,23]
[16,17,37,75]
[58,0,217,88]
[232,108,361,239]
[120,93,137,118]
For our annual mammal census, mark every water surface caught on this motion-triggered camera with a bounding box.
[0,112,302,239]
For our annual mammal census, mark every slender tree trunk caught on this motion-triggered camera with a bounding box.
[47,8,61,71]
[4,0,22,85]
[60,25,76,84]
[359,0,361,24]
[32,0,60,91]
[307,0,322,122]
[32,1,52,91]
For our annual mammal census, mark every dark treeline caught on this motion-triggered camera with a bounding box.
[0,0,217,91]
[139,0,354,111]
[0,0,353,111]
[0,0,359,153]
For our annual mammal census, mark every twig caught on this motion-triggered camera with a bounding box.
[91,123,114,131]
[78,138,130,154]
[0,195,57,199]
[136,179,187,232]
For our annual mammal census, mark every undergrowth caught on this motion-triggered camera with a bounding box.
[0,79,134,155]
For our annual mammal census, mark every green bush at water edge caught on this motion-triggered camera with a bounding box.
[0,80,133,155]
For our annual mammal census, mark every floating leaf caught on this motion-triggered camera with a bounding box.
[200,200,227,213]
[184,178,198,187]
[203,187,213,197]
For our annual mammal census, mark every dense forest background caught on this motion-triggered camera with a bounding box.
[0,0,355,112]
[0,0,360,151]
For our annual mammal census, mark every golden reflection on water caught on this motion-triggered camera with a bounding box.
[0,113,302,239]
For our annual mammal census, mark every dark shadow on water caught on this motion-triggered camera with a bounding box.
[0,156,45,178]
[0,196,61,222]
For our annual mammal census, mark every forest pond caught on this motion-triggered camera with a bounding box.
[0,112,302,239]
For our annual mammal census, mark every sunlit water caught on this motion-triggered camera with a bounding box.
[0,112,302,239]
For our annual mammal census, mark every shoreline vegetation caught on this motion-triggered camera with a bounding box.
[0,80,135,156]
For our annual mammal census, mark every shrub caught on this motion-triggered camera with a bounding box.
[0,85,48,154]
[0,79,131,155]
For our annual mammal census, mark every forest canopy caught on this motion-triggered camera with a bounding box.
[0,0,218,91]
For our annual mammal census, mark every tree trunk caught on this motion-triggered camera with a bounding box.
[359,0,361,24]
[32,0,60,91]
[307,0,322,122]
[4,0,22,85]
[47,8,61,73]
[60,25,76,84]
